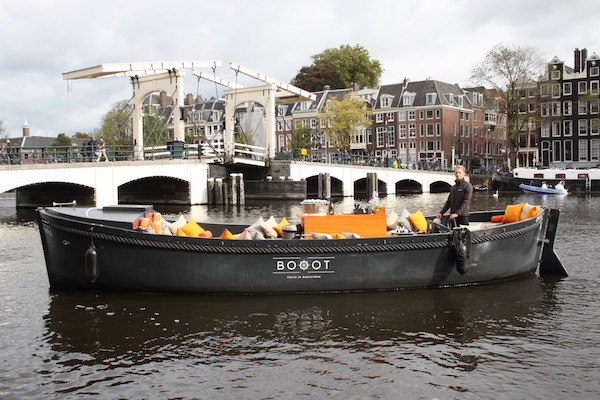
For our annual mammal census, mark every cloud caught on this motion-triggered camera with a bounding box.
[1,0,599,137]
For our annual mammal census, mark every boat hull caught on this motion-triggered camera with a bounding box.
[519,184,568,195]
[36,207,549,294]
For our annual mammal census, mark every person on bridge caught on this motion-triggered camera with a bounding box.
[96,137,109,162]
[437,165,473,226]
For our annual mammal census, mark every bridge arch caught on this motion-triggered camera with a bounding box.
[430,180,452,193]
[15,182,94,208]
[354,178,386,199]
[119,176,190,204]
[305,175,343,198]
[395,179,423,194]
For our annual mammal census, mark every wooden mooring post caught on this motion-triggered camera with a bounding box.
[229,173,245,205]
[317,172,331,199]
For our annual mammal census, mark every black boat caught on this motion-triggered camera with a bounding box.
[35,205,567,294]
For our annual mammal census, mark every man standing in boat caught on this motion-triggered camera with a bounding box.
[437,165,473,226]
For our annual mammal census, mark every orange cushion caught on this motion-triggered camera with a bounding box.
[524,206,540,219]
[176,228,188,236]
[273,217,291,237]
[219,229,235,239]
[331,233,346,239]
[409,210,428,232]
[198,230,213,238]
[180,220,205,236]
[491,214,504,223]
[502,203,525,223]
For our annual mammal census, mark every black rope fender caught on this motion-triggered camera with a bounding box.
[43,218,542,256]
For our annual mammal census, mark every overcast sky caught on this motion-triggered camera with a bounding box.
[1,0,599,138]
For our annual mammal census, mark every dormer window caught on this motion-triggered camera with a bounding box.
[402,92,415,107]
[426,93,437,105]
[443,93,453,105]
[380,95,393,108]
[454,95,463,107]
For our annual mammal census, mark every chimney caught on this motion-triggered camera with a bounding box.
[160,91,168,108]
[186,93,194,105]
[575,48,581,73]
[581,48,588,72]
[22,120,30,137]
[352,82,359,91]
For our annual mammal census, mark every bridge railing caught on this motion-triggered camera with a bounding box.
[0,144,204,165]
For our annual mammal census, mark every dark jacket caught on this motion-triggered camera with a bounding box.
[440,178,473,217]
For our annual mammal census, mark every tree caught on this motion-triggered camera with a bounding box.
[294,44,383,90]
[470,43,545,155]
[320,92,373,152]
[97,100,134,146]
[73,132,91,139]
[288,126,313,157]
[291,64,345,92]
[51,133,74,162]
[143,114,169,146]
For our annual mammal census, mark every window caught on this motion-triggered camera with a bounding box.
[552,102,561,116]
[399,124,407,138]
[591,66,600,77]
[398,111,406,121]
[591,119,600,135]
[565,140,573,161]
[564,101,572,116]
[310,119,317,129]
[419,124,425,137]
[540,103,549,117]
[426,110,434,119]
[564,120,573,136]
[551,70,561,80]
[426,123,435,137]
[376,127,386,147]
[277,121,284,131]
[541,123,550,137]
[528,103,536,113]
[540,84,549,97]
[386,112,395,122]
[454,96,463,107]
[579,139,588,161]
[299,101,309,111]
[419,111,425,120]
[409,124,416,137]
[387,127,395,146]
[592,81,600,95]
[443,93,453,104]
[579,120,588,136]
[380,96,392,108]
[564,82,572,95]
[579,101,588,115]
[552,121,561,137]
[436,109,441,119]
[552,140,561,161]
[591,100,600,114]
[402,93,415,106]
[579,81,587,94]
[408,111,416,120]
[436,123,441,136]
[592,139,600,160]
[376,113,384,123]
[551,83,561,98]
[426,93,437,105]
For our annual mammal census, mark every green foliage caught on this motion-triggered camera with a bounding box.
[98,100,134,146]
[289,126,313,156]
[52,133,72,147]
[320,92,373,151]
[143,114,169,146]
[311,44,383,89]
[291,64,345,92]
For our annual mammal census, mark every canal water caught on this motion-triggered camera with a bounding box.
[0,191,599,399]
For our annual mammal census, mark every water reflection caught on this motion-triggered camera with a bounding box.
[43,278,554,370]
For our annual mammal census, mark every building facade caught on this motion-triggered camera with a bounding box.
[538,48,600,168]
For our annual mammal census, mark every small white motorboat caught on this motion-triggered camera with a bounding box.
[519,181,569,195]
